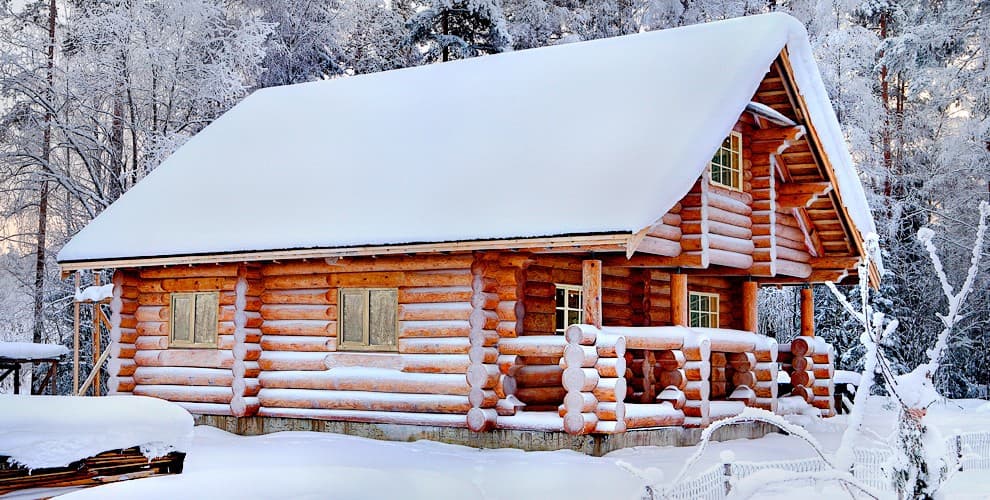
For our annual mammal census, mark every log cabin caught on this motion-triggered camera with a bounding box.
[57,14,879,437]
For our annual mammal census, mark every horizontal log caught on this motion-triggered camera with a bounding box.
[593,377,626,403]
[261,320,335,337]
[595,357,626,378]
[134,366,233,387]
[515,386,567,405]
[261,288,334,305]
[258,351,328,371]
[498,336,567,357]
[260,335,336,352]
[398,337,469,354]
[134,349,233,369]
[257,388,471,414]
[563,412,598,435]
[399,302,472,321]
[139,264,240,279]
[636,236,681,257]
[562,367,600,392]
[260,304,335,321]
[562,391,598,415]
[656,387,686,409]
[133,384,233,404]
[624,403,685,428]
[256,407,467,427]
[258,368,472,395]
[514,364,563,387]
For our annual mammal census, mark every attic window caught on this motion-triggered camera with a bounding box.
[169,292,219,348]
[710,131,743,191]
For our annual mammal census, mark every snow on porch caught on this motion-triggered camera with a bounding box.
[58,13,876,264]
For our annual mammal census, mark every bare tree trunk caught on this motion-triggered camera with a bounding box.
[32,0,57,344]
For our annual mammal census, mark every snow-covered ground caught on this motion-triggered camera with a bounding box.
[31,397,988,499]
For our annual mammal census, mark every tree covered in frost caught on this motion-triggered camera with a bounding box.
[407,0,513,62]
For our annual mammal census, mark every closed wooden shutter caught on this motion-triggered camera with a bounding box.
[339,288,397,351]
[170,292,218,348]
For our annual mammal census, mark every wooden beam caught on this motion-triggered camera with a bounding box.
[58,234,632,273]
[602,252,704,269]
[93,273,101,397]
[73,271,80,394]
[800,287,815,337]
[742,281,759,333]
[583,260,602,329]
[671,274,688,326]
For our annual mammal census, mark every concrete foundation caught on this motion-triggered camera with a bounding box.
[193,415,782,457]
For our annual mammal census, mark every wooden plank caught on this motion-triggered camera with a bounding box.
[583,260,602,328]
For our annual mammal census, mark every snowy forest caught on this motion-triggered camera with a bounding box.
[0,0,987,398]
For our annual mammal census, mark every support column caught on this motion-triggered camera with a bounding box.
[582,260,602,328]
[671,273,688,326]
[742,281,759,333]
[73,271,80,394]
[800,286,815,337]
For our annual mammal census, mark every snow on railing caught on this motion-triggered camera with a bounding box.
[652,431,990,499]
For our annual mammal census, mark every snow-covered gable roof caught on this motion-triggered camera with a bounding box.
[57,13,876,265]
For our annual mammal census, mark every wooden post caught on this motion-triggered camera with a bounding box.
[582,260,602,328]
[92,273,101,396]
[742,281,759,333]
[73,271,80,394]
[800,286,815,337]
[671,273,688,326]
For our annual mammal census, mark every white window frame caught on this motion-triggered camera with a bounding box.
[710,131,743,191]
[688,291,720,329]
[554,284,583,334]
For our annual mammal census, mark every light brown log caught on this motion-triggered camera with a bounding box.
[257,388,472,414]
[656,369,686,390]
[261,320,335,337]
[594,334,626,358]
[467,407,498,432]
[742,281,759,333]
[655,350,686,371]
[624,404,685,428]
[562,367,600,392]
[582,260,602,328]
[398,337,468,354]
[595,401,625,421]
[593,377,626,402]
[727,352,756,371]
[731,371,756,388]
[563,412,598,435]
[791,370,816,388]
[133,367,233,386]
[135,306,168,322]
[565,324,598,346]
[261,289,334,305]
[684,361,710,382]
[671,274,688,326]
[133,384,233,404]
[637,236,682,257]
[792,355,812,373]
[800,287,815,337]
[257,369,473,395]
[134,349,234,369]
[260,335,336,352]
[684,381,709,401]
[656,387,687,409]
[595,356,626,378]
[514,364,563,387]
[139,265,240,279]
[515,386,567,405]
[813,363,835,380]
[499,336,567,357]
[258,351,328,371]
[563,391,598,414]
[401,354,474,374]
[260,304,335,321]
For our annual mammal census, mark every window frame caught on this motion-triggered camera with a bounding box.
[688,291,720,329]
[337,287,399,352]
[709,131,743,191]
[554,284,584,334]
[169,291,220,349]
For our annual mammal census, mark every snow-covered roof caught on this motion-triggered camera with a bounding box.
[57,13,876,264]
[0,341,69,360]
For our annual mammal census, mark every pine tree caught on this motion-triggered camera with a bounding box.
[407,0,513,63]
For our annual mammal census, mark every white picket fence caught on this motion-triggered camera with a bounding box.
[658,431,990,499]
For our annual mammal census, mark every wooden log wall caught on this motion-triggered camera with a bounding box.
[129,264,241,416]
[254,253,485,425]
[231,264,262,417]
[642,270,672,326]
[107,271,137,395]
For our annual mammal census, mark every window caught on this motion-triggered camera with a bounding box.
[710,131,742,191]
[339,288,398,351]
[689,292,720,328]
[170,292,219,348]
[555,284,583,334]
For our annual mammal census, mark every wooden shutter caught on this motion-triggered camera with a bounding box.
[194,293,218,345]
[170,292,218,348]
[369,289,397,347]
[171,294,195,344]
[340,289,368,346]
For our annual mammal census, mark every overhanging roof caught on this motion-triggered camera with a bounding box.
[57,13,877,272]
